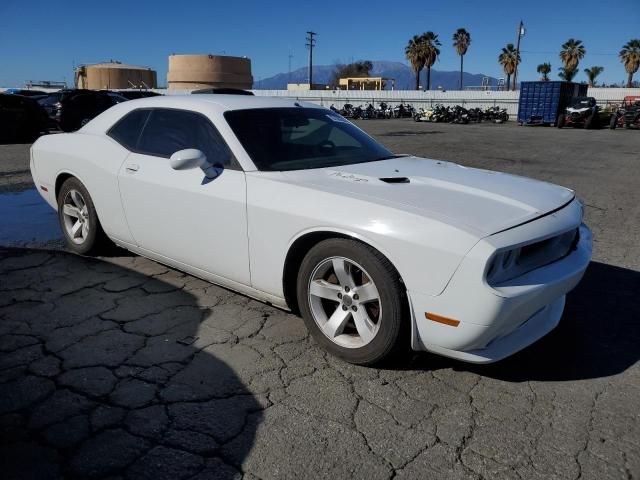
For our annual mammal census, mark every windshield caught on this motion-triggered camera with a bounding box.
[224,107,394,171]
[571,98,593,108]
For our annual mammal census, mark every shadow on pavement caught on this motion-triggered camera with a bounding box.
[0,248,263,479]
[414,261,640,382]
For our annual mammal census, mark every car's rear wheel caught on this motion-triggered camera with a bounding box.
[296,238,409,365]
[57,177,107,255]
[609,114,617,129]
[557,114,565,128]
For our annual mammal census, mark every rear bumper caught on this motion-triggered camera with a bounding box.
[409,201,592,363]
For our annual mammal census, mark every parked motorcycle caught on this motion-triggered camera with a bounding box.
[340,104,355,118]
[484,106,509,123]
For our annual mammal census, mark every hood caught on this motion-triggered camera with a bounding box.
[281,156,574,236]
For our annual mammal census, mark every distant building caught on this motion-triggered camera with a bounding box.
[287,83,329,91]
[24,80,67,89]
[167,54,253,90]
[75,62,157,89]
[338,77,394,91]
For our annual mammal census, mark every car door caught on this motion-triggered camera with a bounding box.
[116,107,250,286]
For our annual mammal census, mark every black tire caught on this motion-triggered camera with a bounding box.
[296,238,409,366]
[57,177,107,255]
[584,113,594,129]
[609,115,617,130]
[557,115,565,128]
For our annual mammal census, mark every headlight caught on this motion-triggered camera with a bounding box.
[486,247,521,284]
[486,228,579,286]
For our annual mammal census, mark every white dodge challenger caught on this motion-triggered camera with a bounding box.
[30,95,592,365]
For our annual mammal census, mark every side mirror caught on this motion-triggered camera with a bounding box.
[170,149,208,171]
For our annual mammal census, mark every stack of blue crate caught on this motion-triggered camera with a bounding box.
[517,81,588,126]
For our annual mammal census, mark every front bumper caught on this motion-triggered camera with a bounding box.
[409,201,592,363]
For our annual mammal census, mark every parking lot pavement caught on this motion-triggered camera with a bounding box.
[1,248,638,479]
[1,121,639,479]
[0,144,32,193]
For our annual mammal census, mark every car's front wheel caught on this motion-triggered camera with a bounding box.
[297,238,409,365]
[57,177,107,255]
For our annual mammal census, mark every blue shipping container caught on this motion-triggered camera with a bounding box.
[517,81,588,125]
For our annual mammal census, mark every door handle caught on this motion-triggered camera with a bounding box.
[125,164,140,173]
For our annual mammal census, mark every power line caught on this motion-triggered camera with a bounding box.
[305,31,317,89]
[521,50,618,56]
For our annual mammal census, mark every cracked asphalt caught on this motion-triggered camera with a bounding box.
[1,121,639,479]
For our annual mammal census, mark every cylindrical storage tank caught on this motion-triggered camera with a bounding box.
[167,54,253,90]
[76,63,157,90]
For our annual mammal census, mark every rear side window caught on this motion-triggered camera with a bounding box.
[108,109,150,150]
[137,109,235,167]
[38,94,61,106]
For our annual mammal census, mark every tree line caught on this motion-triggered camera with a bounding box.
[404,31,640,90]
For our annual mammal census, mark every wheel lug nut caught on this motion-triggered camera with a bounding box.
[337,293,342,299]
[342,305,348,311]
[352,306,357,311]
[344,286,350,292]
[353,294,359,300]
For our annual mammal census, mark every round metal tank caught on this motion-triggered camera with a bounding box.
[167,54,253,90]
[76,63,157,90]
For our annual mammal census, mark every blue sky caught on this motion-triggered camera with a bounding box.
[1,0,638,87]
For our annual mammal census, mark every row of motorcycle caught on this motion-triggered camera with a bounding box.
[330,103,415,120]
[413,105,509,124]
[328,102,510,124]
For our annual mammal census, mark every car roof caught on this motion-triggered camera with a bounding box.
[81,94,324,134]
[146,94,318,110]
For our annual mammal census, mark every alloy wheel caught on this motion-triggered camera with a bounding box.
[62,189,90,244]
[308,256,382,348]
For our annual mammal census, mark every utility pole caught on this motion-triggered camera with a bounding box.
[305,31,317,89]
[512,20,525,91]
[288,50,293,84]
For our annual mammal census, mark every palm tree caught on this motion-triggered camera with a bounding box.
[584,66,604,87]
[558,66,578,82]
[421,31,441,91]
[405,35,425,90]
[452,28,471,90]
[620,39,640,87]
[498,44,520,91]
[560,39,586,72]
[537,62,551,81]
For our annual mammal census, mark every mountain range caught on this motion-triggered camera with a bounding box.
[255,61,498,90]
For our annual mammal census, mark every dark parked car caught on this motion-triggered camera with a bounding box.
[38,89,120,132]
[191,88,254,95]
[116,90,162,100]
[0,94,49,143]
[105,91,130,104]
[3,88,48,97]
